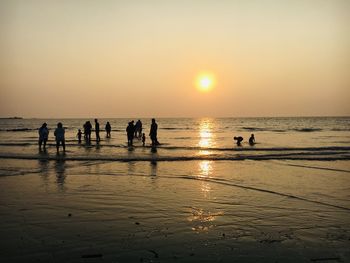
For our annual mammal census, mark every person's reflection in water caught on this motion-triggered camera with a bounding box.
[151,146,157,153]
[95,141,101,151]
[150,143,158,176]
[150,160,157,176]
[128,161,135,175]
[38,151,50,185]
[55,159,66,190]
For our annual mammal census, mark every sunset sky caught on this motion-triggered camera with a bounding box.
[1,0,349,118]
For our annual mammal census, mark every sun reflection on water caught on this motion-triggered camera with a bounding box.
[198,118,215,149]
[199,160,212,177]
[188,119,224,232]
[187,207,224,232]
[198,160,213,197]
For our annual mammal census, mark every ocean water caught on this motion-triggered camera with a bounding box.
[0,117,350,262]
[0,117,349,161]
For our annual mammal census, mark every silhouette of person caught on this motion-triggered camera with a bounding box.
[77,129,82,144]
[234,136,243,146]
[95,119,100,142]
[105,121,111,138]
[134,119,142,139]
[249,134,255,146]
[126,121,135,146]
[54,122,65,153]
[149,118,159,146]
[38,123,49,150]
[142,133,146,146]
[83,123,87,142]
[138,120,142,138]
[84,121,92,144]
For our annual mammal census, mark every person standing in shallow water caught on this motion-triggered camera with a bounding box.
[149,118,158,146]
[38,123,49,150]
[126,121,135,146]
[54,122,65,153]
[134,119,142,139]
[77,129,82,144]
[84,121,92,144]
[249,134,255,146]
[105,122,111,138]
[95,119,100,142]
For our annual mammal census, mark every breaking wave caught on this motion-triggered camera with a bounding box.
[0,150,348,162]
[0,142,349,152]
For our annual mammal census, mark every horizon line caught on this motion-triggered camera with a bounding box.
[1,115,349,119]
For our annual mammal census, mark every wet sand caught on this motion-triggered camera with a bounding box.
[0,158,349,262]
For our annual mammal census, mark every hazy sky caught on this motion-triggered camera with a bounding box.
[1,0,349,118]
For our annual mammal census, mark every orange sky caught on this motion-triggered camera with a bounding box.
[0,0,349,118]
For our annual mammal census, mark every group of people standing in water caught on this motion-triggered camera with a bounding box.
[79,119,111,144]
[126,118,159,147]
[38,118,256,153]
[38,118,159,153]
[38,122,65,153]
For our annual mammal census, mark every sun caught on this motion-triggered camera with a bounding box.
[196,73,215,92]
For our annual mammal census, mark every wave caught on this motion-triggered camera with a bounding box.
[0,142,349,152]
[293,128,323,132]
[0,152,348,162]
[270,129,287,132]
[242,127,266,131]
[160,127,191,130]
[1,128,37,132]
[181,175,350,211]
[157,145,350,152]
[274,162,350,173]
[0,126,347,133]
[241,127,323,132]
[331,128,350,131]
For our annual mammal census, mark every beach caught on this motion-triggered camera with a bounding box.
[0,117,349,262]
[2,0,349,260]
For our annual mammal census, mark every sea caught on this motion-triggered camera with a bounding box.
[0,117,350,262]
[0,117,349,162]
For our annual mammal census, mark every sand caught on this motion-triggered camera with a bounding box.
[0,158,349,262]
